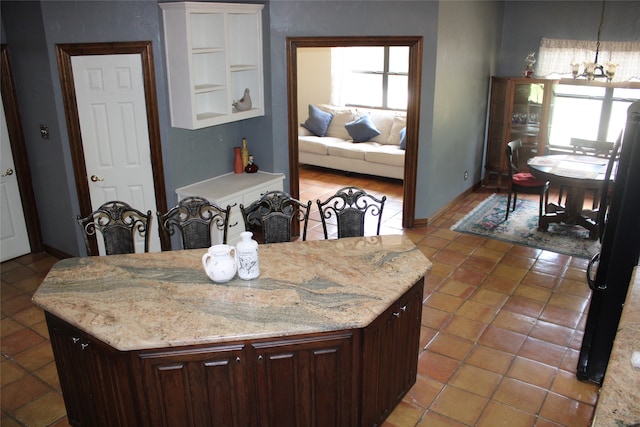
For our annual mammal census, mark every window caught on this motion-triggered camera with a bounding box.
[548,83,640,147]
[330,46,408,111]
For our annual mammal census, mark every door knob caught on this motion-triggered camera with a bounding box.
[90,175,104,182]
[2,168,13,177]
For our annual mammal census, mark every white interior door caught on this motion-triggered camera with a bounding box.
[72,54,160,254]
[0,95,31,262]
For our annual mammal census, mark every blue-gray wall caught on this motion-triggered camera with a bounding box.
[1,0,637,256]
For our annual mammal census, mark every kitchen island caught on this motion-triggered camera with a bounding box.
[33,235,431,426]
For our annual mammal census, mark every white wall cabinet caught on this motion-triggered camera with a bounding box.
[160,2,264,129]
[176,171,284,245]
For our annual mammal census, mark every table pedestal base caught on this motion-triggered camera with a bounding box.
[538,187,599,239]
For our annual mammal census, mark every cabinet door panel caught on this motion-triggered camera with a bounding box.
[253,333,354,427]
[138,345,247,427]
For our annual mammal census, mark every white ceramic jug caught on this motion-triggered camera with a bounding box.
[202,244,237,283]
[236,231,259,280]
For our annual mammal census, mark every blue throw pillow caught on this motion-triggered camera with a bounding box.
[301,105,333,137]
[345,115,381,143]
[399,127,406,150]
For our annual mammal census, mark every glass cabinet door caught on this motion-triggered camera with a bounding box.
[509,82,545,169]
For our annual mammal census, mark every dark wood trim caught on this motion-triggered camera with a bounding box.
[286,36,423,229]
[55,42,169,253]
[0,44,44,253]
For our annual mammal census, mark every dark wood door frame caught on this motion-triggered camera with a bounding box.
[56,42,169,253]
[286,36,423,228]
[1,44,44,254]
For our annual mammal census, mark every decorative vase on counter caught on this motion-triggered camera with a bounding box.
[236,231,259,280]
[241,138,249,168]
[202,244,237,283]
[234,147,243,174]
[245,155,259,173]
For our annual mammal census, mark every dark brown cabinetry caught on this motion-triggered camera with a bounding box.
[45,279,423,427]
[484,77,557,188]
[45,313,138,427]
[361,280,423,426]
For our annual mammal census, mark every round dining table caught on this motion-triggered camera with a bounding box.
[527,154,611,240]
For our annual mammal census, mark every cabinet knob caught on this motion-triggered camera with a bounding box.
[80,343,89,350]
[71,337,80,344]
[401,305,407,312]
[393,312,401,318]
[236,356,241,363]
[257,355,263,362]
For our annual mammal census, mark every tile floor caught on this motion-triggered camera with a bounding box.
[1,166,601,426]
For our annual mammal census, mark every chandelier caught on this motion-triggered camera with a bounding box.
[571,0,618,82]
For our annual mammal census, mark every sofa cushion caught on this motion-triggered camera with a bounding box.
[365,145,405,167]
[317,105,356,140]
[365,112,394,144]
[298,135,346,155]
[388,115,406,146]
[326,141,370,160]
[301,104,333,137]
[345,115,381,143]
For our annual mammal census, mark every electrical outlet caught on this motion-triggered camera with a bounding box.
[40,124,50,140]
[464,170,469,180]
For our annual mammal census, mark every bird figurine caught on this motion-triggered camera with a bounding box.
[233,88,252,111]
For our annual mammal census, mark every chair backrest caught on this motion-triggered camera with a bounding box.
[316,186,387,239]
[77,200,151,256]
[506,139,523,178]
[570,137,615,158]
[157,196,231,249]
[240,191,312,244]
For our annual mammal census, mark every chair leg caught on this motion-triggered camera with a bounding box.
[505,192,512,220]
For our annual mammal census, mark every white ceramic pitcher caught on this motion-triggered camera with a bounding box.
[202,244,237,283]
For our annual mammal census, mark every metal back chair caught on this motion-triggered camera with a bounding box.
[505,140,549,225]
[316,186,386,239]
[77,200,151,256]
[157,196,231,249]
[240,191,312,243]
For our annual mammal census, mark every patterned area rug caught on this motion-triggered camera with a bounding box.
[451,194,600,259]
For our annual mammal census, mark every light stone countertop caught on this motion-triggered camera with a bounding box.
[592,266,640,426]
[33,235,431,352]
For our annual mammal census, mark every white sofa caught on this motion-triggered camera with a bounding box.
[298,104,406,180]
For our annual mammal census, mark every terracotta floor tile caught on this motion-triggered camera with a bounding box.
[539,304,583,329]
[1,329,45,356]
[33,361,61,391]
[417,351,460,384]
[502,295,545,318]
[561,267,589,284]
[550,369,599,405]
[518,336,567,367]
[500,253,536,270]
[449,267,486,286]
[455,300,499,324]
[529,320,575,348]
[531,259,567,277]
[491,263,528,283]
[427,333,473,361]
[491,310,536,335]
[416,411,467,427]
[1,359,27,386]
[492,377,547,414]
[443,241,477,257]
[442,315,487,342]
[432,249,468,267]
[12,305,45,328]
[539,392,595,426]
[1,317,24,337]
[479,274,520,295]
[383,399,425,427]
[404,374,444,408]
[476,401,536,427]
[556,278,591,299]
[421,306,452,330]
[1,293,34,316]
[472,246,505,262]
[430,385,488,425]
[478,325,527,354]
[12,341,55,372]
[424,292,465,313]
[0,374,50,412]
[438,279,476,300]
[507,356,557,389]
[419,326,438,349]
[447,364,502,398]
[459,256,498,274]
[512,284,553,304]
[13,391,66,427]
[521,270,558,289]
[547,292,589,313]
[465,345,514,375]
[469,288,509,308]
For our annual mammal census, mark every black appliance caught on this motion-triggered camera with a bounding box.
[577,101,640,384]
